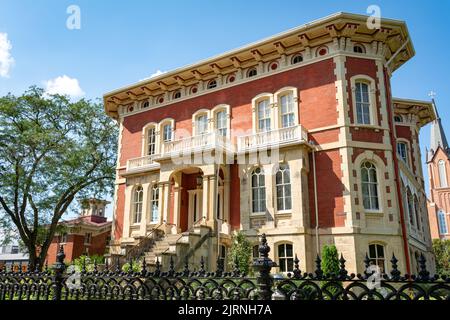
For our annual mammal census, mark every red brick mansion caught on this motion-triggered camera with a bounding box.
[103,13,435,275]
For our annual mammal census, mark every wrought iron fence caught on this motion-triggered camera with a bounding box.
[0,234,449,300]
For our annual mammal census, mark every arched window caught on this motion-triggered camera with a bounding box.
[291,54,303,64]
[142,101,150,108]
[251,167,266,213]
[355,82,371,125]
[394,115,403,123]
[150,184,159,223]
[147,126,156,156]
[396,142,409,165]
[353,44,365,54]
[247,68,257,78]
[361,162,379,210]
[195,114,208,135]
[278,243,294,272]
[162,123,173,142]
[173,91,181,99]
[257,99,271,132]
[279,93,295,128]
[406,188,415,226]
[226,74,236,83]
[215,110,227,137]
[133,186,143,224]
[207,80,217,89]
[438,160,448,187]
[276,164,292,211]
[438,210,448,234]
[368,244,385,272]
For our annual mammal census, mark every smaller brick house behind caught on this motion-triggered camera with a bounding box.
[46,199,112,264]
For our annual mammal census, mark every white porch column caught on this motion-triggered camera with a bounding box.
[122,185,133,240]
[157,183,164,224]
[202,175,210,223]
[162,182,170,224]
[139,183,150,236]
[173,186,182,231]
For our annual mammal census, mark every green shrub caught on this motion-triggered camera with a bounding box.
[227,231,252,275]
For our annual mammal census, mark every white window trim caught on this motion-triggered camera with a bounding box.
[142,122,158,156]
[354,152,385,215]
[158,118,175,148]
[149,184,160,224]
[274,87,299,129]
[250,166,266,215]
[368,242,386,271]
[438,211,448,235]
[274,163,293,214]
[275,242,294,273]
[251,93,275,134]
[396,139,411,168]
[192,108,211,136]
[132,185,144,225]
[350,75,378,127]
[211,104,231,139]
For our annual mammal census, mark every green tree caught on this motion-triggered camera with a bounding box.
[227,231,252,274]
[321,245,340,275]
[432,239,450,276]
[0,87,117,270]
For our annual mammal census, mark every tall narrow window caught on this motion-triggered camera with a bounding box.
[438,160,448,187]
[147,127,156,155]
[162,124,173,142]
[355,82,371,125]
[150,185,159,223]
[396,142,409,165]
[368,244,385,272]
[280,93,295,128]
[257,99,271,132]
[84,233,92,244]
[414,196,421,230]
[251,167,266,213]
[406,188,415,227]
[278,243,294,272]
[361,162,379,210]
[216,110,227,137]
[133,186,143,224]
[219,245,226,267]
[438,211,448,234]
[276,164,292,211]
[196,114,208,135]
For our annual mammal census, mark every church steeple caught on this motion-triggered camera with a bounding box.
[429,98,449,161]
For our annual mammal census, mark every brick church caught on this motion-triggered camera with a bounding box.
[103,12,435,274]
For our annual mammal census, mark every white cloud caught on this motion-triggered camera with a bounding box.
[139,69,166,81]
[0,32,14,78]
[44,75,85,98]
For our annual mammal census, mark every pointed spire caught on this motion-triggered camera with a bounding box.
[429,98,449,160]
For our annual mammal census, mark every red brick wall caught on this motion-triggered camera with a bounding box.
[114,184,125,240]
[229,163,241,229]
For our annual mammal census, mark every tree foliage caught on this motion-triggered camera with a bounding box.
[432,239,450,276]
[227,231,252,274]
[321,245,340,275]
[0,87,117,269]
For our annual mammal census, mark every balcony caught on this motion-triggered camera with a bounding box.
[126,155,160,173]
[237,125,308,153]
[159,132,233,159]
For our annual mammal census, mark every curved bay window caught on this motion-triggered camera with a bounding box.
[251,167,266,214]
[278,243,294,272]
[361,161,379,211]
[150,184,159,223]
[276,164,292,211]
[133,186,143,224]
[355,82,371,125]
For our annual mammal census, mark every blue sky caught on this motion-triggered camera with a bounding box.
[0,0,448,219]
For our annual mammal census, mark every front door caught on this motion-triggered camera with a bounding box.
[188,189,203,229]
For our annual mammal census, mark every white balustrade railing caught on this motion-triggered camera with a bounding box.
[161,132,231,157]
[237,125,307,152]
[126,154,159,172]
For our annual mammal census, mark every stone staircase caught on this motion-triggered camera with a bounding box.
[140,225,213,270]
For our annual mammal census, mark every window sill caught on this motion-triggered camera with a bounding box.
[250,212,266,217]
[365,210,383,217]
[352,124,383,131]
[275,211,292,216]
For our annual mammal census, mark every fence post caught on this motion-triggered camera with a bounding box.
[253,234,276,300]
[53,245,66,301]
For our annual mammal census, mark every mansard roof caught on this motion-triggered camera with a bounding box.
[103,12,415,119]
